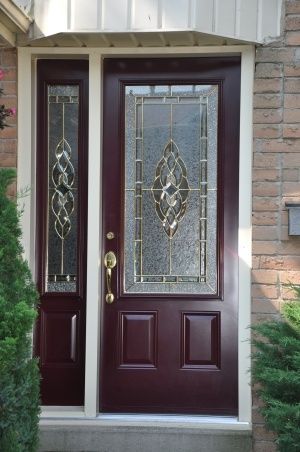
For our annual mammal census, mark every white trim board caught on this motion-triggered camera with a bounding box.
[18,45,254,424]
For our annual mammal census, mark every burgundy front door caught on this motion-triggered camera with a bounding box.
[101,57,240,414]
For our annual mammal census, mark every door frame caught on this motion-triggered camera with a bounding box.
[17,45,254,424]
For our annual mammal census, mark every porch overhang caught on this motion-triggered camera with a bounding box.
[0,0,31,46]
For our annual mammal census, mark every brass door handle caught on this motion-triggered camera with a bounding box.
[104,251,117,304]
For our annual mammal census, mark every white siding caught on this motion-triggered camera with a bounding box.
[237,0,258,41]
[102,0,129,30]
[132,0,159,29]
[71,0,99,30]
[215,0,236,37]
[32,0,282,43]
[162,0,190,29]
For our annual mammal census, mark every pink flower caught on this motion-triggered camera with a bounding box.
[0,69,4,80]
[9,108,16,116]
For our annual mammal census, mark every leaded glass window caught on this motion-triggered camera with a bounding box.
[124,85,218,294]
[46,85,79,293]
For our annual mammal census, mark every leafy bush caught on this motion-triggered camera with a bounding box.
[0,169,40,452]
[252,287,300,452]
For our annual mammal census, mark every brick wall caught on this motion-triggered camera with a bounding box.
[252,1,300,450]
[0,48,17,196]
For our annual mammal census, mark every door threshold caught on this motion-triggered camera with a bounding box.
[40,411,251,430]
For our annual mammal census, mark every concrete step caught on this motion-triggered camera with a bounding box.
[39,422,252,452]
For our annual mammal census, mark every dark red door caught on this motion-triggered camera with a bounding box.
[101,57,240,414]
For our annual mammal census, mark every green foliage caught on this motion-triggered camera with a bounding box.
[0,169,40,452]
[252,291,300,452]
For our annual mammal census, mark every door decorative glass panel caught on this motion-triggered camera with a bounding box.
[47,85,79,293]
[124,85,218,294]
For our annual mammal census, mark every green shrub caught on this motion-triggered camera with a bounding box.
[252,288,300,452]
[0,169,40,452]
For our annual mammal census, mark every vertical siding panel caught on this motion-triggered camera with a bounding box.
[133,0,159,29]
[103,0,128,30]
[215,0,236,37]
[194,0,214,33]
[238,0,258,41]
[71,0,98,29]
[260,0,280,39]
[162,0,189,29]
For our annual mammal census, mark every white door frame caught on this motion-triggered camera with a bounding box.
[18,45,254,426]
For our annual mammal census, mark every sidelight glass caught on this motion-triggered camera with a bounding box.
[46,85,79,292]
[124,84,218,294]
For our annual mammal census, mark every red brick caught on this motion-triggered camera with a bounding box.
[0,126,17,139]
[279,270,300,284]
[252,313,281,325]
[286,14,300,30]
[284,93,300,107]
[284,108,300,122]
[252,169,280,182]
[2,68,17,81]
[259,256,284,269]
[286,30,300,45]
[286,2,300,14]
[252,408,265,424]
[283,152,300,167]
[284,77,300,92]
[0,152,16,167]
[253,441,278,452]
[6,181,16,198]
[253,256,260,269]
[1,49,17,67]
[253,182,280,197]
[254,138,300,152]
[255,63,283,78]
[278,239,300,254]
[253,124,282,139]
[253,93,282,109]
[256,47,294,63]
[252,270,278,284]
[0,139,17,154]
[252,284,279,299]
[283,124,300,137]
[281,226,290,241]
[254,78,282,94]
[252,212,278,225]
[282,256,300,270]
[281,285,300,300]
[252,299,280,314]
[283,181,300,195]
[0,81,16,96]
[253,109,283,124]
[283,168,299,180]
[252,241,279,255]
[253,153,279,168]
[284,63,300,76]
[253,226,278,241]
[253,197,280,211]
[281,210,289,226]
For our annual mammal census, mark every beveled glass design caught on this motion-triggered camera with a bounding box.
[124,85,218,294]
[46,85,79,292]
[152,139,190,238]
